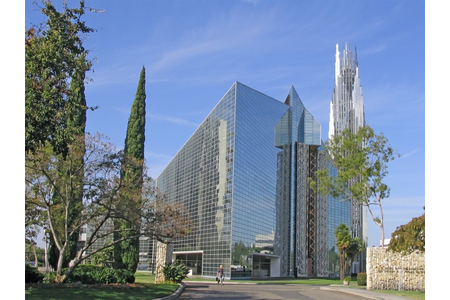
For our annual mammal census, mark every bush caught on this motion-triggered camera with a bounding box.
[357,272,367,286]
[43,271,57,283]
[43,265,135,284]
[25,263,44,283]
[162,259,190,283]
[114,269,135,284]
[343,276,351,282]
[69,265,115,284]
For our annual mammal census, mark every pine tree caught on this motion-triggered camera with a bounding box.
[114,66,146,272]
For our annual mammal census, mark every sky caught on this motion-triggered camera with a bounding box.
[19,0,431,256]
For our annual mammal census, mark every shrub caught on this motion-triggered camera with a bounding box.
[357,272,367,286]
[69,264,116,284]
[42,265,135,284]
[43,271,57,283]
[25,263,44,283]
[162,259,190,283]
[114,269,135,284]
[343,276,351,282]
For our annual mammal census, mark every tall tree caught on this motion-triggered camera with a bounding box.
[114,66,147,272]
[25,0,97,157]
[335,223,352,280]
[47,65,87,269]
[346,237,363,275]
[310,125,400,247]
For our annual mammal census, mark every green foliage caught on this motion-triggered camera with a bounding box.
[162,260,190,283]
[311,125,399,246]
[114,232,140,271]
[26,263,45,283]
[335,223,351,280]
[89,242,114,267]
[115,66,146,273]
[25,0,97,156]
[357,272,367,286]
[43,265,135,284]
[388,213,425,254]
[334,224,363,281]
[43,271,57,283]
[343,276,351,282]
[123,66,146,161]
[346,236,363,275]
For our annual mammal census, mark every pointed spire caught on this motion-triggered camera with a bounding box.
[335,44,340,86]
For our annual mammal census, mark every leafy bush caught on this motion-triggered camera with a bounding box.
[43,271,57,283]
[162,259,190,283]
[43,265,135,284]
[114,269,135,284]
[343,276,351,282]
[69,264,115,284]
[357,272,367,286]
[25,263,44,283]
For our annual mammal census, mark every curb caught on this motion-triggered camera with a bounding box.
[154,282,186,300]
[320,286,412,300]
[320,286,381,300]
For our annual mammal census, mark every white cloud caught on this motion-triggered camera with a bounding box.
[148,113,199,127]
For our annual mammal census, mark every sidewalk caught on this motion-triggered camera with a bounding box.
[158,281,415,300]
[321,285,414,300]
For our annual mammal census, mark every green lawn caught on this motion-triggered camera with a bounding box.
[25,273,178,300]
[26,272,425,300]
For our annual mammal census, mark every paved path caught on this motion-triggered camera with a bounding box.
[176,281,395,300]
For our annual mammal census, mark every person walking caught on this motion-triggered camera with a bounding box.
[216,265,224,285]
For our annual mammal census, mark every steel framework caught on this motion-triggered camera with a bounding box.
[295,143,328,277]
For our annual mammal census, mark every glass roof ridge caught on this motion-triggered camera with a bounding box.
[235,81,285,105]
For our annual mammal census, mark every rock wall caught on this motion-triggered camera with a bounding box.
[155,242,173,284]
[366,247,425,291]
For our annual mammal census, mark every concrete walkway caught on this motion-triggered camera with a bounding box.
[156,282,415,300]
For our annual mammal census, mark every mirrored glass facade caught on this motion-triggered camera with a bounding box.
[157,82,288,278]
[156,80,358,279]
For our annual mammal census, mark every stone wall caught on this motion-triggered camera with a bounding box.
[366,247,425,291]
[155,242,173,284]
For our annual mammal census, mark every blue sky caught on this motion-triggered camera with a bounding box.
[21,0,428,251]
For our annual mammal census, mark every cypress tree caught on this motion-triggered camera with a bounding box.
[114,66,146,272]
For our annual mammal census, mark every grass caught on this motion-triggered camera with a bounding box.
[25,272,425,300]
[370,289,425,300]
[25,272,178,300]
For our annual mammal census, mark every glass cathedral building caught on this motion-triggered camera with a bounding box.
[156,80,357,278]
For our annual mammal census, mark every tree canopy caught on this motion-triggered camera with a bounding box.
[388,211,425,254]
[310,125,400,247]
[25,0,97,156]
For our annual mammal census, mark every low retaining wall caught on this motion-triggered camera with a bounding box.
[366,247,425,291]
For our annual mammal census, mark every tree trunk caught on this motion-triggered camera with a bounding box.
[340,250,346,280]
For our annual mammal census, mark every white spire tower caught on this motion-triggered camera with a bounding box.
[328,43,368,273]
[329,43,365,140]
